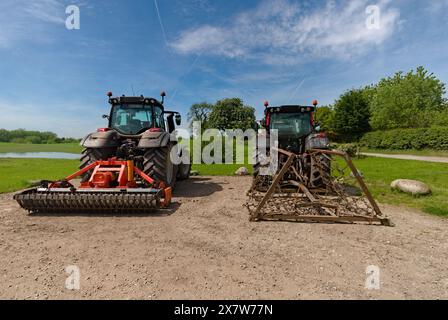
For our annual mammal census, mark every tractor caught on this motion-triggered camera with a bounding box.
[80,91,191,187]
[253,100,331,192]
[14,91,190,214]
[248,100,391,226]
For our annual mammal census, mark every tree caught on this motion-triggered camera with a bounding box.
[315,105,334,132]
[208,98,256,131]
[332,88,372,141]
[370,66,447,130]
[187,102,214,131]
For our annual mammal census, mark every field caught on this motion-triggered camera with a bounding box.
[352,157,448,217]
[360,147,448,157]
[0,159,79,193]
[0,142,82,154]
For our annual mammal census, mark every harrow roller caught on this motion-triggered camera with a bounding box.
[14,158,172,214]
[14,188,166,214]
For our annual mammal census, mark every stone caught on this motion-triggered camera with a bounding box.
[391,179,431,196]
[235,167,250,176]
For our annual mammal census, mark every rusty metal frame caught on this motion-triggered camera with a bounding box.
[248,148,393,226]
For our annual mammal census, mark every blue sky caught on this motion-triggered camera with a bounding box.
[0,0,447,137]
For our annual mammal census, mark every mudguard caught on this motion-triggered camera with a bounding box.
[81,130,120,148]
[138,131,172,149]
[305,133,330,150]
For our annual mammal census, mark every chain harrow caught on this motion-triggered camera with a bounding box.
[246,149,393,226]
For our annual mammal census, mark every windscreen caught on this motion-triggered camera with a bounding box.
[270,112,312,138]
[110,104,162,135]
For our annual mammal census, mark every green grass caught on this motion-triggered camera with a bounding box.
[0,142,82,154]
[192,164,251,176]
[360,147,448,157]
[0,159,79,193]
[352,157,448,217]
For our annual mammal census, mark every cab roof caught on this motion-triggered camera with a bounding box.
[266,105,315,113]
[108,96,164,107]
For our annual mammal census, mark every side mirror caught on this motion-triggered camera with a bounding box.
[102,114,109,120]
[260,119,266,128]
[175,114,181,126]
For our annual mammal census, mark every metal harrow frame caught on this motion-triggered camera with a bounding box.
[247,149,393,226]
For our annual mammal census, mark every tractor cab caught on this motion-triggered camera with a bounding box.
[105,92,181,135]
[261,100,328,153]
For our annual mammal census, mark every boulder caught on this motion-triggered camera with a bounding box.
[391,179,431,196]
[235,167,250,176]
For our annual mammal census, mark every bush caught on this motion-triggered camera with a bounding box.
[360,127,448,150]
[333,143,359,157]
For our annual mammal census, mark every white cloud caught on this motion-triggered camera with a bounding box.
[171,0,400,64]
[0,0,65,48]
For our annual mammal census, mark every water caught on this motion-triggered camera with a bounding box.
[0,152,80,159]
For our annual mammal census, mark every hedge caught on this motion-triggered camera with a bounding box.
[360,127,448,150]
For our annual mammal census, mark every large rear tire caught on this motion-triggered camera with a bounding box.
[252,149,272,192]
[176,144,191,181]
[143,145,178,188]
[79,148,109,182]
[309,153,332,188]
[177,163,191,180]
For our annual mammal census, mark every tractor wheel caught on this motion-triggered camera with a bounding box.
[143,145,178,188]
[252,149,272,192]
[79,148,109,182]
[309,153,332,188]
[176,144,191,181]
[177,163,191,180]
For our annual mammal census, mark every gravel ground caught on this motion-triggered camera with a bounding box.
[0,176,447,300]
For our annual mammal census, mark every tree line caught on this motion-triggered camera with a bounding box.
[0,129,80,144]
[188,67,447,144]
[316,66,448,142]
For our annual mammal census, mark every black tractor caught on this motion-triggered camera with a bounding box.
[80,91,190,188]
[253,100,330,191]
